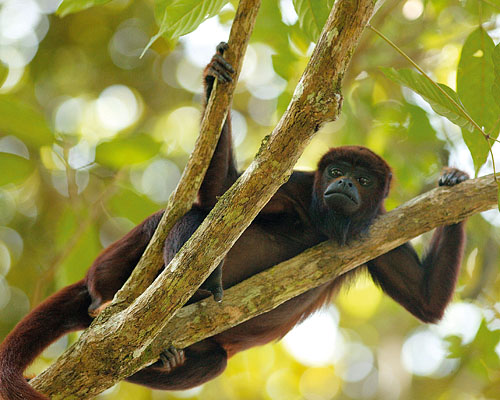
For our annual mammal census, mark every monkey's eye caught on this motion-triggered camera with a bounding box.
[328,167,343,177]
[358,176,371,186]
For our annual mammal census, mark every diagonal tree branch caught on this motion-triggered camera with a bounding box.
[108,0,262,311]
[150,174,497,353]
[31,0,380,398]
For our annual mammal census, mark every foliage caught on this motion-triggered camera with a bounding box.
[0,0,500,399]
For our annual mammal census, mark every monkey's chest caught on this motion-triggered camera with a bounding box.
[221,217,324,289]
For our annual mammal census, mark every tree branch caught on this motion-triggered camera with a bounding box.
[150,174,497,352]
[31,0,379,397]
[109,0,262,310]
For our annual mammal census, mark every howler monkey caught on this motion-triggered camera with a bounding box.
[0,43,468,399]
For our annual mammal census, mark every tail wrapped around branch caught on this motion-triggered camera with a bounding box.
[0,280,93,400]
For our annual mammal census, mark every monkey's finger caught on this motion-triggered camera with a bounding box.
[208,68,232,83]
[214,54,234,73]
[439,168,469,186]
[168,345,184,366]
[159,352,173,372]
[216,42,229,55]
[454,170,469,183]
[209,60,233,83]
[439,169,455,186]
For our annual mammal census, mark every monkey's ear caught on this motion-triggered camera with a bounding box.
[383,172,392,198]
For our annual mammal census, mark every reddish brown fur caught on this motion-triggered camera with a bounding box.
[0,47,468,399]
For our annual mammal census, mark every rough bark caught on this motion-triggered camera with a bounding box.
[31,0,380,397]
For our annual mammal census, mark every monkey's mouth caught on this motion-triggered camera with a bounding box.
[324,191,358,205]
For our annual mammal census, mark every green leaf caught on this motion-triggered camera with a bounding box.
[145,0,228,52]
[469,320,500,369]
[462,128,490,176]
[292,0,331,42]
[0,96,54,147]
[457,28,500,172]
[0,61,7,87]
[381,67,473,131]
[55,207,101,284]
[272,52,298,81]
[0,153,35,186]
[492,44,500,109]
[95,134,161,168]
[56,0,112,16]
[107,187,159,223]
[253,0,291,49]
[444,335,464,358]
[457,28,499,131]
[406,103,437,141]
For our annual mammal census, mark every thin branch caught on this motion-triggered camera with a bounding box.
[369,24,498,180]
[108,0,262,311]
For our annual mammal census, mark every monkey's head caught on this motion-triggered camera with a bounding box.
[310,146,392,244]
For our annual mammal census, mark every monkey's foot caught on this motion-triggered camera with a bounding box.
[204,282,224,303]
[200,262,224,302]
[88,300,112,317]
[439,168,469,187]
[159,345,186,373]
[206,42,234,83]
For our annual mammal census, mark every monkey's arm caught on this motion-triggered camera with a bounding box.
[367,168,468,323]
[197,42,238,209]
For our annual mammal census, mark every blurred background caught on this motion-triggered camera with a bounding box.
[1,0,500,399]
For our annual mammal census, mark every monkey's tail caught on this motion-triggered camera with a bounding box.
[0,280,93,400]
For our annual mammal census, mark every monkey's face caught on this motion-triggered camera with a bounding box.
[322,161,377,215]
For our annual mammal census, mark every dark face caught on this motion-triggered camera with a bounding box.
[322,161,377,215]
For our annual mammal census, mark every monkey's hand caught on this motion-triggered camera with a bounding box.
[159,345,186,373]
[204,42,235,85]
[438,168,469,187]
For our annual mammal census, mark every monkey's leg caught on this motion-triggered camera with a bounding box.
[125,339,227,390]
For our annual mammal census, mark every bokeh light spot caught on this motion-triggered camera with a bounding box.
[402,0,423,21]
[0,241,11,276]
[0,286,29,324]
[279,0,299,25]
[0,275,11,309]
[180,17,230,68]
[283,306,343,366]
[402,329,446,376]
[96,85,140,132]
[100,217,135,248]
[266,369,301,400]
[299,367,340,400]
[340,342,374,383]
[0,0,41,41]
[54,97,86,134]
[137,159,181,203]
[154,107,201,154]
[337,275,382,319]
[435,302,482,344]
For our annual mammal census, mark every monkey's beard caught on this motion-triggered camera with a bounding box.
[309,194,351,245]
[309,193,378,246]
